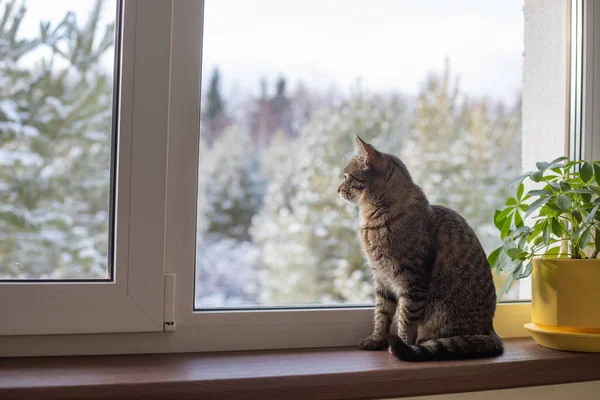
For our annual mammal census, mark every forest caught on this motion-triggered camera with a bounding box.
[0,0,522,306]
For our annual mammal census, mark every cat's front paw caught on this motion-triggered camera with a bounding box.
[359,335,388,350]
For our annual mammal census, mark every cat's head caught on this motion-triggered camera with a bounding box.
[338,135,412,204]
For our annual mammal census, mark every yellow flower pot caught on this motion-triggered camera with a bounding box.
[526,258,600,352]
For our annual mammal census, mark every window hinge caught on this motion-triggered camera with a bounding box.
[163,273,176,332]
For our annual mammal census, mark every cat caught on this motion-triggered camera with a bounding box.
[338,135,503,361]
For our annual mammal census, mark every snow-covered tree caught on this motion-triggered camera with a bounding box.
[200,126,265,241]
[252,93,409,305]
[195,126,265,306]
[0,0,115,279]
[401,65,522,253]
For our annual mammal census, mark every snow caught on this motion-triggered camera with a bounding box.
[0,149,44,166]
[0,99,20,121]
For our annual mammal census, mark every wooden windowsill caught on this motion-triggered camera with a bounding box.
[1,338,600,400]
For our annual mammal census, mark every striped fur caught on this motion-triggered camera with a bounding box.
[388,331,504,361]
[339,135,503,361]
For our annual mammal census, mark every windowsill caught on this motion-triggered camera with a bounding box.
[2,338,600,400]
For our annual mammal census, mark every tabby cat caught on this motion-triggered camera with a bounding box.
[338,135,503,361]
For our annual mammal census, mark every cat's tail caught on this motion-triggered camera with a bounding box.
[387,331,503,362]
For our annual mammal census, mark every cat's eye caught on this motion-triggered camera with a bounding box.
[343,173,348,181]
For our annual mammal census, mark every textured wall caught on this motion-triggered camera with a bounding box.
[522,0,569,170]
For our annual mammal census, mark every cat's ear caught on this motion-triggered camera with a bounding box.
[353,135,380,168]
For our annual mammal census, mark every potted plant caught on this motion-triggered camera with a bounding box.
[490,157,600,352]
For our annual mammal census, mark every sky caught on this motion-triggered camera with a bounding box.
[203,0,524,103]
[17,0,524,104]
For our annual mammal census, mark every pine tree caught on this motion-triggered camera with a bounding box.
[200,126,265,241]
[195,126,265,306]
[0,0,115,279]
[272,76,292,136]
[201,67,228,144]
[252,93,409,305]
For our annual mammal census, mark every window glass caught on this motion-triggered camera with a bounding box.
[195,0,534,308]
[0,0,118,280]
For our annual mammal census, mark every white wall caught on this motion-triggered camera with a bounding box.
[518,0,570,299]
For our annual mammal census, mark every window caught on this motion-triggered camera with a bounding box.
[194,0,531,309]
[0,0,589,356]
[0,0,171,336]
[0,0,117,280]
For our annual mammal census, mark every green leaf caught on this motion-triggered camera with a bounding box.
[488,246,503,268]
[516,251,529,260]
[582,193,593,203]
[497,207,513,220]
[518,261,534,279]
[572,223,586,240]
[518,235,528,250]
[514,211,524,228]
[507,174,527,187]
[559,182,571,191]
[565,160,582,169]
[517,183,524,200]
[595,229,600,252]
[543,246,561,258]
[503,237,517,251]
[536,161,548,170]
[505,197,518,206]
[506,247,520,259]
[543,221,551,245]
[572,210,583,223]
[547,181,561,192]
[500,215,512,240]
[505,260,522,274]
[511,225,530,238]
[557,195,572,210]
[527,189,552,196]
[588,204,600,223]
[570,189,594,194]
[581,161,594,182]
[551,218,563,237]
[546,201,561,212]
[580,227,592,248]
[493,210,505,230]
[548,156,568,168]
[525,196,551,218]
[594,163,600,187]
[531,170,543,182]
[496,274,515,302]
[511,262,524,278]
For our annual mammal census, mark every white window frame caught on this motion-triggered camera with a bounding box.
[0,0,172,336]
[0,0,592,356]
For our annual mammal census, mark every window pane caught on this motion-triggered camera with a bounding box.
[196,0,542,308]
[0,0,118,279]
